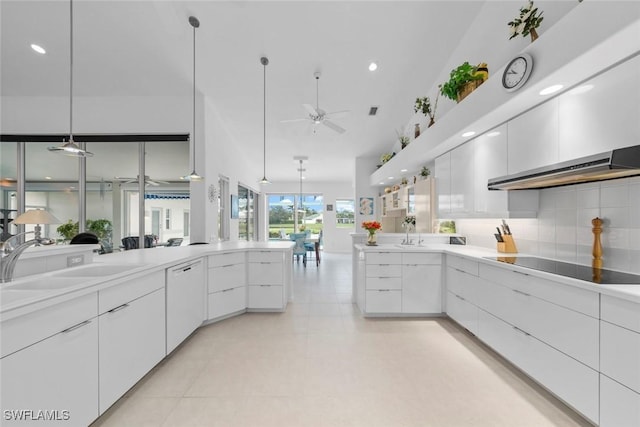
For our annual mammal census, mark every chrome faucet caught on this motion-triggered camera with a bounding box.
[1,228,52,283]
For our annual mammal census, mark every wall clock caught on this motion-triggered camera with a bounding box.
[208,184,218,203]
[502,53,534,92]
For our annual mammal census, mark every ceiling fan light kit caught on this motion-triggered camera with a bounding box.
[48,0,93,158]
[183,15,204,182]
[281,72,348,134]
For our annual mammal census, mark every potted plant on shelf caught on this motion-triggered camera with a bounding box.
[361,220,381,246]
[440,62,487,103]
[420,166,431,179]
[380,152,395,164]
[414,91,440,127]
[56,220,78,242]
[508,0,544,42]
[396,130,411,150]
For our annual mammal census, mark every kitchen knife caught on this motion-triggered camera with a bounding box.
[496,227,502,236]
[502,219,511,235]
[495,233,504,242]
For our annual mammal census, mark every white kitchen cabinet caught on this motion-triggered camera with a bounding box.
[447,291,478,335]
[364,251,402,314]
[600,374,640,427]
[401,253,441,314]
[99,286,165,413]
[507,100,559,175]
[601,320,640,394]
[435,152,451,216]
[247,250,287,310]
[450,141,475,214]
[166,258,205,353]
[0,294,98,427]
[208,252,247,320]
[414,177,436,233]
[365,290,402,313]
[558,55,640,162]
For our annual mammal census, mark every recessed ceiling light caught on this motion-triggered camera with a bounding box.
[539,84,563,96]
[379,182,385,185]
[387,176,394,180]
[568,84,594,95]
[400,169,408,172]
[368,62,378,71]
[44,176,52,180]
[462,131,476,138]
[487,131,501,137]
[31,44,46,54]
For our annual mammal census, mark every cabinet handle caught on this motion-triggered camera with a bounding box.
[405,264,419,267]
[61,319,92,334]
[182,266,192,272]
[451,267,465,273]
[512,270,529,277]
[260,262,271,264]
[512,326,530,336]
[455,294,465,301]
[513,289,531,297]
[259,285,271,287]
[222,264,235,268]
[222,288,235,292]
[107,303,130,313]
[378,289,391,292]
[377,263,390,266]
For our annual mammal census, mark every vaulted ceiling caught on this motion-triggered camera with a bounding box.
[1,1,488,183]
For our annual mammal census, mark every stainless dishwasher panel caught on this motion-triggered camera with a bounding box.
[166,259,205,354]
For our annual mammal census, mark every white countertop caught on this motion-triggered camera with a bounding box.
[0,241,294,321]
[355,243,640,304]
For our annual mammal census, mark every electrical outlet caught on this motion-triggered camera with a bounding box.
[67,255,85,267]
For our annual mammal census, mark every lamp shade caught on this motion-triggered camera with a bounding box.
[13,210,61,225]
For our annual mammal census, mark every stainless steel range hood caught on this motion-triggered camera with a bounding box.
[488,145,640,190]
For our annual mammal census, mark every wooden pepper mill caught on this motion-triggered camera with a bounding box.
[592,217,603,282]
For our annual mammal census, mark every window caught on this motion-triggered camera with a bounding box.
[238,184,258,241]
[183,211,190,237]
[267,193,323,238]
[165,209,171,230]
[218,176,230,241]
[336,199,355,228]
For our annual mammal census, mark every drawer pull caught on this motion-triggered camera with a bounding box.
[107,303,130,314]
[259,285,272,287]
[222,264,235,268]
[61,320,92,334]
[378,289,391,292]
[455,294,465,301]
[377,264,390,266]
[513,326,530,336]
[405,264,419,267]
[513,289,531,297]
[513,270,529,277]
[260,262,271,265]
[222,288,235,292]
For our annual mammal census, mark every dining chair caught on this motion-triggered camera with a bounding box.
[290,232,307,267]
[305,229,322,266]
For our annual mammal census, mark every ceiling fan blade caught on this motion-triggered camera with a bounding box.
[280,118,310,123]
[325,110,350,119]
[147,180,161,186]
[302,103,319,116]
[323,120,346,134]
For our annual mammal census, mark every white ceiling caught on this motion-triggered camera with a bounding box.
[1,0,488,183]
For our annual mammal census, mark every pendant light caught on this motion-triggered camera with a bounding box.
[259,57,270,185]
[184,16,203,181]
[48,0,93,157]
[297,158,306,226]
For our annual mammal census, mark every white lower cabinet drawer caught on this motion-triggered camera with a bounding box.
[365,290,401,313]
[600,374,640,427]
[208,286,247,319]
[478,310,598,423]
[366,252,402,265]
[366,264,401,278]
[366,276,401,290]
[447,291,478,335]
[248,285,283,309]
[601,320,640,393]
[248,262,283,285]
[209,263,245,293]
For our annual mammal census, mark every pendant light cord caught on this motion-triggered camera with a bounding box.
[192,21,196,171]
[69,0,74,142]
[263,59,266,178]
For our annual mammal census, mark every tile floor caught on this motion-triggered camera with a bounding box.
[92,253,592,427]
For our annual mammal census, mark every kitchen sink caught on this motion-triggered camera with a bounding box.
[51,263,148,278]
[6,276,86,292]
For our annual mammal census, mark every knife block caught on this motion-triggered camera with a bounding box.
[497,235,518,254]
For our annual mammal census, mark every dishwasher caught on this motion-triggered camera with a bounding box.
[166,259,205,353]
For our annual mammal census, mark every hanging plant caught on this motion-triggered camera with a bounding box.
[508,1,544,42]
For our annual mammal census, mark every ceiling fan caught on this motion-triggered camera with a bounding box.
[281,72,348,134]
[114,175,170,186]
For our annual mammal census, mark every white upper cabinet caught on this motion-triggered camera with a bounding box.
[507,100,559,175]
[558,55,640,161]
[450,142,475,214]
[474,125,507,214]
[435,152,451,216]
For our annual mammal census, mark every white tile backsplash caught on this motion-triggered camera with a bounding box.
[454,177,640,272]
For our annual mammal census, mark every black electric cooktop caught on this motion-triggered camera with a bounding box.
[485,256,640,285]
